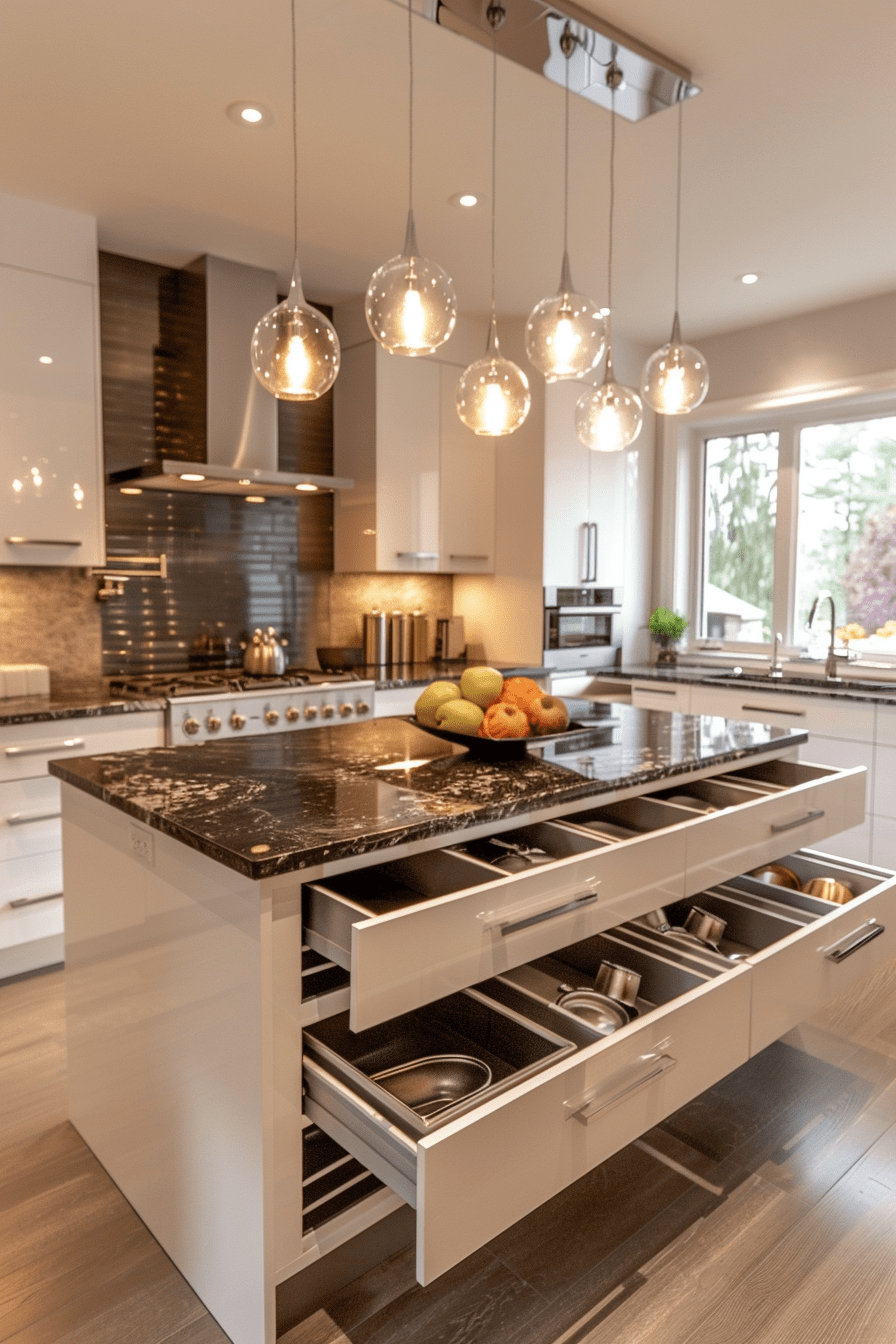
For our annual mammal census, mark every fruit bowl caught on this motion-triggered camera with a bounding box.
[405,716,591,760]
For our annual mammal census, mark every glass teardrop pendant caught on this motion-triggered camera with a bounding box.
[575,360,643,452]
[641,314,709,414]
[457,317,531,436]
[365,211,457,356]
[525,252,606,381]
[251,265,340,401]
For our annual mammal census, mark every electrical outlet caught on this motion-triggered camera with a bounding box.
[130,823,154,866]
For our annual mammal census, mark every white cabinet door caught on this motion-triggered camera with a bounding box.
[439,364,494,573]
[0,264,104,567]
[375,351,441,572]
[542,382,592,585]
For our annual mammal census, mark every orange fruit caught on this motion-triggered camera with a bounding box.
[480,703,530,739]
[499,677,543,714]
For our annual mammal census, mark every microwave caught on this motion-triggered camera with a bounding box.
[543,586,623,670]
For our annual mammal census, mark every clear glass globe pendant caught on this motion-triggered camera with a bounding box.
[526,251,606,381]
[641,313,709,414]
[457,316,531,437]
[251,264,340,401]
[576,353,643,452]
[365,210,457,356]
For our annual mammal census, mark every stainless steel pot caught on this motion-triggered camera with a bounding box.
[594,960,641,1008]
[682,906,727,948]
[243,627,286,676]
[556,987,630,1033]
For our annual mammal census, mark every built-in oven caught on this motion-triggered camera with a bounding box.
[543,586,623,669]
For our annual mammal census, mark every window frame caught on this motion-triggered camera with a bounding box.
[656,370,896,653]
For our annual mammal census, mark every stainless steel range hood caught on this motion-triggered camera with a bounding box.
[108,255,352,499]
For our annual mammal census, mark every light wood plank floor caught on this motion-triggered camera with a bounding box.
[5,964,896,1344]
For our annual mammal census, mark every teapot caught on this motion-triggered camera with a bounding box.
[243,628,287,677]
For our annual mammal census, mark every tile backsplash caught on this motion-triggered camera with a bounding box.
[0,567,103,685]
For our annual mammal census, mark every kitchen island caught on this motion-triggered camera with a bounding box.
[50,709,895,1344]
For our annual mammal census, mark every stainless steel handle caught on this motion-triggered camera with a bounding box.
[6,808,61,825]
[770,808,825,834]
[741,704,807,717]
[9,891,62,908]
[5,537,83,547]
[566,1049,678,1124]
[639,686,677,696]
[581,522,597,583]
[823,919,885,963]
[449,554,489,561]
[478,878,600,936]
[5,738,85,757]
[396,551,439,560]
[590,522,598,582]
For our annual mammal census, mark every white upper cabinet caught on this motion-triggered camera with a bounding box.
[0,194,104,568]
[333,306,494,574]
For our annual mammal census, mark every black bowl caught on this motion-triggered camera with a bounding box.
[317,646,364,672]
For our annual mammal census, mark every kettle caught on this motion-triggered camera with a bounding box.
[243,628,287,677]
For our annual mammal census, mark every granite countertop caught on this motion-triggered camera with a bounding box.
[600,664,896,706]
[0,680,166,726]
[50,707,805,881]
[371,661,550,690]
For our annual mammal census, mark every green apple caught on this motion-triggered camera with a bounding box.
[415,680,462,727]
[435,698,485,736]
[459,666,504,709]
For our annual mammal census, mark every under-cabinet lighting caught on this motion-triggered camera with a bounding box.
[244,495,266,503]
[295,483,318,492]
[179,473,205,482]
[120,487,143,495]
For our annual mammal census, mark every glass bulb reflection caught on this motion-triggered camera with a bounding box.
[576,378,643,452]
[457,353,531,437]
[641,333,709,415]
[251,270,340,402]
[525,256,606,381]
[366,211,457,356]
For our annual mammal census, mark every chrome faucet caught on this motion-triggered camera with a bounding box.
[768,631,784,679]
[808,592,842,679]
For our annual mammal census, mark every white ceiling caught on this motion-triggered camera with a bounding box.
[2,0,895,343]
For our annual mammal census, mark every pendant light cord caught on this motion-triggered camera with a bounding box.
[605,77,616,361]
[407,0,414,216]
[490,30,497,320]
[674,97,683,319]
[563,48,570,258]
[291,0,299,266]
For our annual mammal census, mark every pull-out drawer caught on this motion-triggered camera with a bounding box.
[304,817,688,1029]
[624,848,896,1054]
[0,776,61,862]
[0,712,164,782]
[304,940,751,1284]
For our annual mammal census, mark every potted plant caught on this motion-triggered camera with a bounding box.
[649,606,689,665]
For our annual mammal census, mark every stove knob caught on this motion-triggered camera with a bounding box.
[230,712,247,730]
[206,715,222,733]
[356,701,370,715]
[285,706,300,723]
[339,703,354,718]
[183,717,201,736]
[265,709,280,726]
[321,704,336,719]
[303,705,318,720]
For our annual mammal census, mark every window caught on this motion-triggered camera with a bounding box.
[666,379,896,652]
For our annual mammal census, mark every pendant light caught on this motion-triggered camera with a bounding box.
[457,4,531,437]
[525,24,606,382]
[641,99,709,414]
[575,62,643,453]
[251,0,340,401]
[365,0,457,355]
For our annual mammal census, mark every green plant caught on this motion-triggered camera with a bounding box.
[649,607,689,644]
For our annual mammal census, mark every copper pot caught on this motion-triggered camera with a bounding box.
[803,876,854,905]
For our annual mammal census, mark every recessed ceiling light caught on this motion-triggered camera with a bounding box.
[39,355,53,364]
[226,101,274,129]
[245,495,266,503]
[120,486,143,495]
[238,478,252,485]
[295,482,318,492]
[179,472,205,482]
[449,192,480,209]
[738,272,760,285]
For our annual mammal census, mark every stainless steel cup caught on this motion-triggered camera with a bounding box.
[684,906,727,948]
[594,960,641,1008]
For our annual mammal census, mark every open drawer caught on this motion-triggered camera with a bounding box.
[304,817,688,1029]
[623,848,896,1054]
[303,936,751,1284]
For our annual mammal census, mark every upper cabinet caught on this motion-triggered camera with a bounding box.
[0,194,104,568]
[333,307,494,574]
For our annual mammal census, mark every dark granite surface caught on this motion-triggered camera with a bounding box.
[602,665,896,706]
[50,707,805,881]
[371,661,550,690]
[0,680,165,726]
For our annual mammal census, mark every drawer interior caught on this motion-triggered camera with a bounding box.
[301,1123,384,1234]
[564,795,701,838]
[307,849,502,920]
[715,759,835,792]
[652,777,770,812]
[449,821,605,872]
[304,988,577,1139]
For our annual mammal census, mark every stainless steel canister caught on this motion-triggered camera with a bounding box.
[389,611,412,664]
[363,611,387,666]
[410,611,429,663]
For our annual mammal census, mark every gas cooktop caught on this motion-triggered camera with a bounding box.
[110,668,364,699]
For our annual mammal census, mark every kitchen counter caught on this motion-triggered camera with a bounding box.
[599,664,896,705]
[0,679,165,725]
[50,706,804,880]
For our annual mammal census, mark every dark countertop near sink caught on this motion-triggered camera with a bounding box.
[0,680,166,727]
[597,665,896,706]
[49,706,805,881]
[370,661,550,690]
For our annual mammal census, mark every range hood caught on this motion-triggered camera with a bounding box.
[107,255,352,499]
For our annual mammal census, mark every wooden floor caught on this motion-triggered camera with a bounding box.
[5,969,896,1344]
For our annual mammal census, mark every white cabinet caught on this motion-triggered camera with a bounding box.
[0,709,164,978]
[333,310,495,574]
[0,194,104,567]
[371,685,420,718]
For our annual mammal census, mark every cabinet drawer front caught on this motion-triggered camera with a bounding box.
[630,681,691,712]
[309,830,687,1031]
[305,967,751,1285]
[0,850,63,906]
[683,764,866,893]
[0,776,61,860]
[0,714,164,781]
[748,868,896,1054]
[690,686,875,743]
